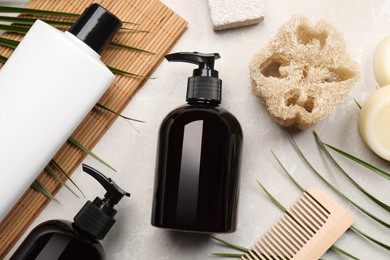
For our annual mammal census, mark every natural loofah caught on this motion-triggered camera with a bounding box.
[250,15,360,129]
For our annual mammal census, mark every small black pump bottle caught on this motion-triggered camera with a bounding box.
[151,52,243,233]
[11,164,130,260]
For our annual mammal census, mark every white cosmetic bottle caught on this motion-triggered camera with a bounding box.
[0,4,122,222]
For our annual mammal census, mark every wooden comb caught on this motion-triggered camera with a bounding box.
[243,187,354,260]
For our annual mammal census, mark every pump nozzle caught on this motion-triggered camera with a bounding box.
[82,164,130,207]
[73,164,130,240]
[165,52,220,77]
[165,51,222,104]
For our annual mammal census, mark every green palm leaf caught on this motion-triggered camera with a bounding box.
[0,15,72,27]
[211,236,248,253]
[0,23,28,33]
[31,180,60,203]
[68,136,116,172]
[354,99,362,109]
[0,36,19,48]
[51,160,85,198]
[0,37,146,77]
[313,131,390,213]
[109,41,154,54]
[107,66,144,78]
[0,16,141,31]
[0,5,137,25]
[283,137,390,251]
[45,165,79,198]
[0,5,79,17]
[0,24,151,53]
[324,143,390,181]
[0,53,7,63]
[288,135,390,229]
[350,226,390,250]
[96,103,145,123]
[211,253,245,258]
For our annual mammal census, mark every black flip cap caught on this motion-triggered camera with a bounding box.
[69,3,122,55]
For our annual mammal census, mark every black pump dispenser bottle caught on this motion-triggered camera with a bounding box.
[11,164,130,260]
[151,52,243,233]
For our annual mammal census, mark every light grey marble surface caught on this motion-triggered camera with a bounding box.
[5,0,390,259]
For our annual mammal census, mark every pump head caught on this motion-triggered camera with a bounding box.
[73,164,130,240]
[165,52,222,104]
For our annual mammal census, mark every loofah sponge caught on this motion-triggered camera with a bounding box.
[250,15,360,129]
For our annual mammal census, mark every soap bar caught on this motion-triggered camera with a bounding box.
[207,0,265,31]
[359,85,390,160]
[374,35,390,87]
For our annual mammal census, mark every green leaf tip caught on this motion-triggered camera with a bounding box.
[0,54,8,63]
[68,136,117,172]
[271,149,305,192]
[256,179,287,213]
[211,253,245,258]
[109,41,155,54]
[96,103,145,123]
[107,66,145,78]
[354,99,362,109]
[31,180,60,204]
[324,143,390,181]
[51,160,85,198]
[211,236,248,253]
[45,165,79,199]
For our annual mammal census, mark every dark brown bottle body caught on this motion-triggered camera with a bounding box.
[11,220,104,260]
[151,102,243,233]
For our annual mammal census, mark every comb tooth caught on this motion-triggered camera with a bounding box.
[263,232,279,259]
[262,233,283,258]
[282,215,308,246]
[289,206,316,236]
[263,232,286,258]
[266,229,293,258]
[301,195,327,225]
[285,211,313,241]
[251,241,265,259]
[303,192,330,218]
[246,188,353,260]
[258,239,278,259]
[294,200,321,231]
[298,197,326,228]
[270,224,296,256]
[245,250,260,260]
[251,243,265,259]
[275,219,301,253]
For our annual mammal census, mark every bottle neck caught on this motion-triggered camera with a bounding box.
[64,31,101,60]
[72,222,100,242]
[187,100,219,107]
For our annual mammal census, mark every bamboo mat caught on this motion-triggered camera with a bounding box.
[0,0,187,257]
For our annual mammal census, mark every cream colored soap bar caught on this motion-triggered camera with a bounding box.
[374,35,390,86]
[359,85,390,160]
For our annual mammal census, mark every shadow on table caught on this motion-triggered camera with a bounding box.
[166,230,212,250]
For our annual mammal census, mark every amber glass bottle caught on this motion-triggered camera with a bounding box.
[11,165,130,260]
[151,52,243,233]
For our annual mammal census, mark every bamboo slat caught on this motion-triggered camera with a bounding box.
[0,0,187,257]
